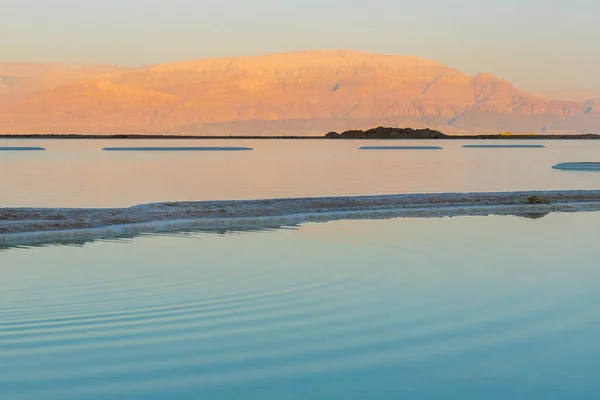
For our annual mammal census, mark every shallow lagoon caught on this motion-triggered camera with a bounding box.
[1,139,600,207]
[2,212,600,399]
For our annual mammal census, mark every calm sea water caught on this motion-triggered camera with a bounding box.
[3,139,600,399]
[2,213,600,399]
[1,139,600,207]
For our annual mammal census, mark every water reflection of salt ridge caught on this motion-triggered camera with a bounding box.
[0,211,552,251]
[0,225,301,251]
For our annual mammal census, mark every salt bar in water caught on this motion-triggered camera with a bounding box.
[463,144,545,148]
[102,147,253,151]
[553,162,600,171]
[0,147,45,151]
[359,146,443,150]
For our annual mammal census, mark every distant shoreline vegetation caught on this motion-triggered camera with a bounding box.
[323,127,600,140]
[1,127,600,139]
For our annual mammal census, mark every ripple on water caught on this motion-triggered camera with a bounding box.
[1,216,600,399]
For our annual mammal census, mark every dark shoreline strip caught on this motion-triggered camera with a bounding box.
[1,133,600,140]
[102,147,253,151]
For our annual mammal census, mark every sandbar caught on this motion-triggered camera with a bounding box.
[553,162,600,171]
[3,190,600,246]
[359,146,443,150]
[463,145,545,148]
[102,147,253,151]
[0,147,45,151]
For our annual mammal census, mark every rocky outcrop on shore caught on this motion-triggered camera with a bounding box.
[325,127,448,139]
[324,127,600,140]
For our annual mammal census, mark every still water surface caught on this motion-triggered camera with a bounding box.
[1,139,600,207]
[2,213,600,399]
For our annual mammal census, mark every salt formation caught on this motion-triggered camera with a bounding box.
[553,162,600,171]
[463,145,545,148]
[0,147,45,151]
[3,190,600,246]
[359,146,443,150]
[102,147,253,151]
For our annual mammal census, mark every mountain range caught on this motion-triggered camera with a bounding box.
[0,50,598,135]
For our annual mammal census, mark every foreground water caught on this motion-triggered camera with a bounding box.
[1,139,600,207]
[2,212,600,399]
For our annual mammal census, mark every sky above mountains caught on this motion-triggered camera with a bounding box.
[2,0,599,93]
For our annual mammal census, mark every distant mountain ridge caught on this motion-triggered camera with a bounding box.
[0,50,597,135]
[0,63,125,103]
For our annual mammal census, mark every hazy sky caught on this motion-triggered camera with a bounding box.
[2,0,599,92]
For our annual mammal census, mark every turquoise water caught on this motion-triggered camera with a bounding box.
[1,139,600,207]
[2,212,600,399]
